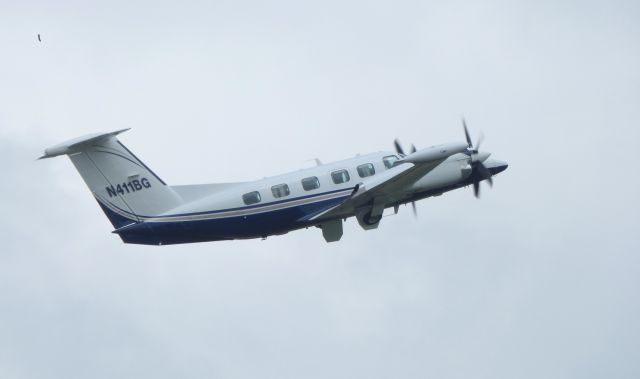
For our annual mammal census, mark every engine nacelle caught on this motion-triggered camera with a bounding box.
[410,158,467,193]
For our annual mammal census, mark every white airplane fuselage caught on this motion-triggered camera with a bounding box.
[40,130,507,244]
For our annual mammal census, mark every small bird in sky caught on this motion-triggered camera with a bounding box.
[37,34,41,42]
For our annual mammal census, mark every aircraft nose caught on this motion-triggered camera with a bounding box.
[488,160,508,175]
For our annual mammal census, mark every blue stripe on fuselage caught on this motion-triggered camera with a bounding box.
[113,194,349,245]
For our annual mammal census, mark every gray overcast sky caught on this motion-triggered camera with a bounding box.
[1,0,639,378]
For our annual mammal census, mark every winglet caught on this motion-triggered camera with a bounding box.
[38,128,131,159]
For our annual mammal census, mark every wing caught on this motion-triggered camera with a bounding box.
[302,142,468,222]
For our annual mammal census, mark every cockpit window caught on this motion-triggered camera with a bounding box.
[331,169,350,184]
[383,155,399,169]
[242,191,261,205]
[271,183,290,198]
[357,163,375,178]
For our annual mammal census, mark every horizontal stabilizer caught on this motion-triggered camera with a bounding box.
[38,128,131,159]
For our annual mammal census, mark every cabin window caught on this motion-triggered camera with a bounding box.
[357,163,375,178]
[242,191,261,205]
[331,169,350,184]
[383,155,400,169]
[271,183,290,198]
[301,176,320,191]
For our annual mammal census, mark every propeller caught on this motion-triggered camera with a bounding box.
[393,139,417,156]
[463,118,485,153]
[393,138,418,217]
[462,118,493,198]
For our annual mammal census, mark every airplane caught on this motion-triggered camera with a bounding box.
[39,122,508,245]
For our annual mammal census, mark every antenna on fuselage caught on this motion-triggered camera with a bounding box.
[302,158,323,168]
[308,158,322,166]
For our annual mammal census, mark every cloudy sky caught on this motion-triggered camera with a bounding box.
[1,0,639,378]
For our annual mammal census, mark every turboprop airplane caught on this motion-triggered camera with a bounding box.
[39,121,507,245]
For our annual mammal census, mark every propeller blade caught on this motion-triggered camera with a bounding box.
[411,201,417,218]
[475,162,494,188]
[410,144,417,154]
[476,132,484,151]
[463,118,472,148]
[394,139,405,156]
[473,181,480,198]
[476,162,493,182]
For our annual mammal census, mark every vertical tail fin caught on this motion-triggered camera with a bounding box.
[40,129,183,228]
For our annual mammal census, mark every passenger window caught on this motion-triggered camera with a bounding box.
[301,176,320,191]
[331,169,350,184]
[357,163,375,178]
[383,155,399,169]
[271,183,290,198]
[242,191,261,205]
